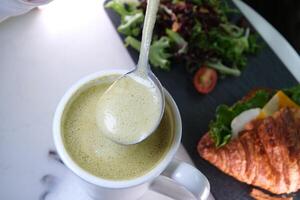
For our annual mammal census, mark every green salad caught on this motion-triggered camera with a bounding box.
[106,0,260,93]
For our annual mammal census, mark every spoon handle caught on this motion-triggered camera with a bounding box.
[136,0,160,76]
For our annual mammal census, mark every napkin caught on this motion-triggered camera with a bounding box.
[0,0,52,22]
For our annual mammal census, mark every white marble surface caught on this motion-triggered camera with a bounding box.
[0,0,201,199]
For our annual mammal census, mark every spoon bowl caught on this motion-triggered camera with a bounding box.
[123,68,165,144]
[96,68,165,145]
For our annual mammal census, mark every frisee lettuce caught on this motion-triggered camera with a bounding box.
[105,0,144,37]
[125,36,172,70]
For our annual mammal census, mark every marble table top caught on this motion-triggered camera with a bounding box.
[0,0,203,199]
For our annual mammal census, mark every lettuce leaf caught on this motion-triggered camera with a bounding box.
[209,90,271,147]
[283,84,300,105]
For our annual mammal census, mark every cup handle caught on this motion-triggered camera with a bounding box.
[150,159,213,200]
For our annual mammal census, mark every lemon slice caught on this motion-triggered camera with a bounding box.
[258,91,300,118]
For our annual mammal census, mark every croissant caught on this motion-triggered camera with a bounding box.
[198,107,300,195]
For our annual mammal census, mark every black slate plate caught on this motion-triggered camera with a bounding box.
[104,2,299,199]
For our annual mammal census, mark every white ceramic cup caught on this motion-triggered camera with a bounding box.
[53,69,211,200]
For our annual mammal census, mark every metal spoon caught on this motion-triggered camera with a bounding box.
[97,0,164,145]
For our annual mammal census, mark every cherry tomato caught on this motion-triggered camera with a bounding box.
[193,67,218,94]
